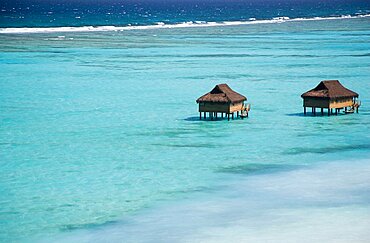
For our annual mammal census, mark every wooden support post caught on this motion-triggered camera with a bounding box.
[232,113,234,120]
[204,112,206,119]
[199,112,202,120]
[345,107,347,112]
[356,107,359,113]
[313,107,316,116]
[221,113,223,118]
[215,112,218,119]
[247,111,249,118]
[210,112,213,120]
[227,113,230,121]
[321,108,323,115]
[237,111,239,117]
[335,109,338,115]
[304,107,306,115]
[328,108,330,116]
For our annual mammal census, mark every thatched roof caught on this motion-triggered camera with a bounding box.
[196,84,247,104]
[301,80,358,99]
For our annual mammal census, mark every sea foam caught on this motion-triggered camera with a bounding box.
[1,14,369,34]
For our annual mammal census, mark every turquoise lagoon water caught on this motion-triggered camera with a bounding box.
[1,17,370,242]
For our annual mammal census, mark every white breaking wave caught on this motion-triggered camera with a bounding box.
[1,14,369,34]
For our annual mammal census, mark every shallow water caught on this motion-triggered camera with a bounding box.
[0,17,370,242]
[52,159,370,243]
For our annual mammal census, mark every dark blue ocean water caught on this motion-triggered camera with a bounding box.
[1,0,369,28]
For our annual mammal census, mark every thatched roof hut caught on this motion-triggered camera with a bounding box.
[196,84,247,104]
[196,84,247,120]
[301,80,358,99]
[301,80,359,116]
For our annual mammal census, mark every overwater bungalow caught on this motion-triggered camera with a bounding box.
[196,84,249,120]
[301,80,360,116]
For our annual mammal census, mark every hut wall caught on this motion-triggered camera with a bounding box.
[229,102,244,113]
[303,98,330,108]
[199,102,230,113]
[329,98,353,108]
